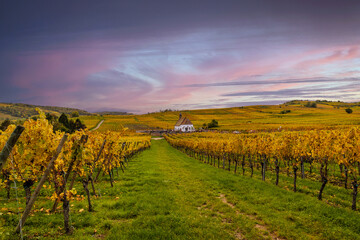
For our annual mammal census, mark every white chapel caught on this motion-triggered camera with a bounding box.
[174,113,195,132]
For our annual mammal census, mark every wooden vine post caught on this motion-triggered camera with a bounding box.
[81,139,106,211]
[63,175,71,234]
[15,134,68,233]
[352,181,358,210]
[0,126,25,200]
[51,135,88,212]
[0,125,25,171]
[62,135,88,234]
[90,139,106,196]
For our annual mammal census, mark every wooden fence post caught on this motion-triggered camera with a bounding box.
[0,126,25,171]
[51,135,88,212]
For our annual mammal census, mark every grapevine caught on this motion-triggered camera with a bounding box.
[165,128,360,210]
[0,110,151,234]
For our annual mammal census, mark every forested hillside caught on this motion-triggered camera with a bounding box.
[0,103,92,119]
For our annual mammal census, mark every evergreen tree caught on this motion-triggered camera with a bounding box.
[59,113,69,128]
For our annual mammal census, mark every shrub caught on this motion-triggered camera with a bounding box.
[71,111,79,117]
[280,110,291,114]
[305,102,317,108]
[345,108,353,114]
[207,119,219,128]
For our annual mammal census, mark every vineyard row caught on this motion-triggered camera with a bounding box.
[0,110,151,235]
[165,129,360,210]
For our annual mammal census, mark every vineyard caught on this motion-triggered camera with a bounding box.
[0,110,150,238]
[165,128,360,210]
[79,101,360,132]
[2,108,360,239]
[3,0,360,238]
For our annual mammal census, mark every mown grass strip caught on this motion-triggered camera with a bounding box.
[2,139,360,239]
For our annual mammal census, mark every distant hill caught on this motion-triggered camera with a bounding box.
[95,111,133,116]
[0,102,92,119]
[81,99,360,132]
[284,100,360,107]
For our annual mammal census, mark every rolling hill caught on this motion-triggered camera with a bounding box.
[79,100,360,132]
[0,102,92,119]
[3,100,360,132]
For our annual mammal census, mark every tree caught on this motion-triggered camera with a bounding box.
[71,111,79,117]
[207,119,219,128]
[63,119,87,133]
[52,121,68,132]
[59,113,69,128]
[75,119,86,130]
[51,113,86,133]
[46,113,58,124]
[345,108,353,114]
[280,110,291,114]
[305,102,317,108]
[0,119,11,131]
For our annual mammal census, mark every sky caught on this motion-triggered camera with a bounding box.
[1,0,360,113]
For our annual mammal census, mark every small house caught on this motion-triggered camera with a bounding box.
[174,113,195,132]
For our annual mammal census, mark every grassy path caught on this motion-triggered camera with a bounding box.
[3,139,360,239]
[106,139,360,240]
[90,119,105,131]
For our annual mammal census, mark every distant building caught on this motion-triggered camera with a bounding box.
[174,113,195,132]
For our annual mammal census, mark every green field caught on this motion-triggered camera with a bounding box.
[2,139,360,239]
[80,101,360,132]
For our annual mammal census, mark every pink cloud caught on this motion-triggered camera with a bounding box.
[296,46,359,70]
[265,83,300,91]
[5,32,360,113]
[337,70,360,77]
[10,44,117,106]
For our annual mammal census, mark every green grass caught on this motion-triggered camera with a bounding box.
[187,152,355,211]
[1,140,360,239]
[78,115,104,130]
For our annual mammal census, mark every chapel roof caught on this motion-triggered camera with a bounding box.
[175,116,193,126]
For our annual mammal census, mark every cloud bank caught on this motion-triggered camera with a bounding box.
[1,0,360,112]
